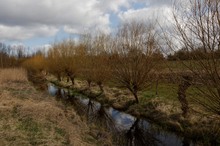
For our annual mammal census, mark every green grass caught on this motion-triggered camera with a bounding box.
[142,83,178,101]
[142,82,214,102]
[54,127,66,137]
[18,117,41,134]
[158,59,220,71]
[18,117,44,145]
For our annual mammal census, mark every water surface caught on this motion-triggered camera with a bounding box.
[48,84,192,146]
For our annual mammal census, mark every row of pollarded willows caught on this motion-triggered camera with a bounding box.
[23,20,164,104]
[22,0,220,133]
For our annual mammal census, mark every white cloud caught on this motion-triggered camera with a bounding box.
[0,24,58,41]
[63,13,111,34]
[0,0,131,41]
[95,0,131,13]
[118,5,174,28]
[0,0,176,43]
[145,0,173,6]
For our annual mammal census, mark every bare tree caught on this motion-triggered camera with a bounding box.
[78,32,111,92]
[111,21,158,103]
[47,42,66,81]
[78,33,95,89]
[61,40,78,86]
[47,39,79,85]
[0,43,7,68]
[0,43,17,68]
[170,0,220,115]
[92,33,111,92]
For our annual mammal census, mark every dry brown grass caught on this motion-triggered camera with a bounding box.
[0,73,100,146]
[0,68,28,83]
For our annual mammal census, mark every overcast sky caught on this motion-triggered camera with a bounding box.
[0,0,173,48]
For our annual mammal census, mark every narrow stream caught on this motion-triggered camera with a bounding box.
[48,83,193,146]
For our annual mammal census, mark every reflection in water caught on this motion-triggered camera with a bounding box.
[48,84,193,146]
[182,138,190,146]
[93,104,118,131]
[125,119,161,146]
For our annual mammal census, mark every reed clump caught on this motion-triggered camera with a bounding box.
[0,68,28,83]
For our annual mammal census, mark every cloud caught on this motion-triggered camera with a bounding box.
[0,0,97,26]
[0,24,58,41]
[95,0,131,13]
[63,13,111,34]
[0,0,176,42]
[118,3,176,52]
[145,0,173,6]
[0,0,132,41]
[118,5,174,28]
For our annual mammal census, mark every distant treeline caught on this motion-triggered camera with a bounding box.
[0,42,47,68]
[0,42,19,68]
[167,47,220,61]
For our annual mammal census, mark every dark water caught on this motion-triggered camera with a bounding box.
[48,84,193,146]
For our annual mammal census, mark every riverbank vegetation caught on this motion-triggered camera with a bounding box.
[46,74,220,145]
[0,68,112,146]
[0,0,219,145]
[22,19,220,146]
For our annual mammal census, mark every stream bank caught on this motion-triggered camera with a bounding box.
[48,83,193,146]
[47,76,220,146]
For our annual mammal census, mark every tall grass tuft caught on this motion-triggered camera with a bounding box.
[0,68,28,83]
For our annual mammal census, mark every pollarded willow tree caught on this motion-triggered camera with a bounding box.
[60,40,79,86]
[91,33,112,92]
[111,21,159,103]
[171,0,220,115]
[47,43,65,81]
[77,33,96,89]
[79,32,112,92]
[47,39,79,84]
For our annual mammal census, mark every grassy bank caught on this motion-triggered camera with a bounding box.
[0,68,112,146]
[47,75,220,145]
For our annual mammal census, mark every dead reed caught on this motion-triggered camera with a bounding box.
[0,68,28,83]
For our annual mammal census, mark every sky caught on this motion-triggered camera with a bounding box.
[0,0,173,49]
